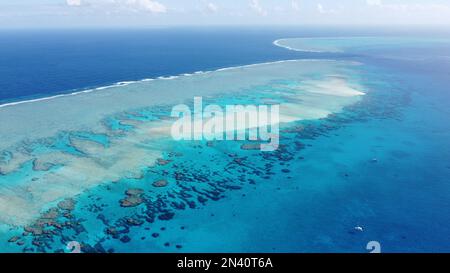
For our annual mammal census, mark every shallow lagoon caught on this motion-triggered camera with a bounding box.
[1,35,450,253]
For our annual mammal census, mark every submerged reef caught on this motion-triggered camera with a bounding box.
[0,58,409,253]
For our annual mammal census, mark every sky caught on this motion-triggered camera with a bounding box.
[1,0,450,28]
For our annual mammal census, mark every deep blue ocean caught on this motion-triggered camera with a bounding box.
[2,27,447,103]
[0,27,305,103]
[0,27,449,253]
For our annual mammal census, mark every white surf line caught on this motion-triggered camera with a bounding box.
[0,82,136,109]
[273,39,328,53]
[0,59,315,109]
[1,36,441,109]
[273,36,450,54]
[273,36,386,53]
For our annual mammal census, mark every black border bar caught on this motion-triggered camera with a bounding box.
[0,253,448,272]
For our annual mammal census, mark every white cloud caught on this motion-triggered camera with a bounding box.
[366,0,382,7]
[206,2,219,13]
[317,3,336,14]
[291,1,300,12]
[249,0,267,16]
[317,3,324,13]
[126,0,167,13]
[64,0,167,13]
[366,0,450,12]
[66,0,82,7]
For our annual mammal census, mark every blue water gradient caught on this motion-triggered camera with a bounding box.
[0,28,449,253]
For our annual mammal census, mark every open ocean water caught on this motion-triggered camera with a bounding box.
[0,27,449,253]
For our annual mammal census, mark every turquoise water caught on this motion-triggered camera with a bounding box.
[274,36,450,53]
[0,35,450,253]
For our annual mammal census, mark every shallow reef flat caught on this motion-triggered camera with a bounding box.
[0,57,372,252]
[1,35,449,253]
[274,37,450,54]
[0,60,361,150]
